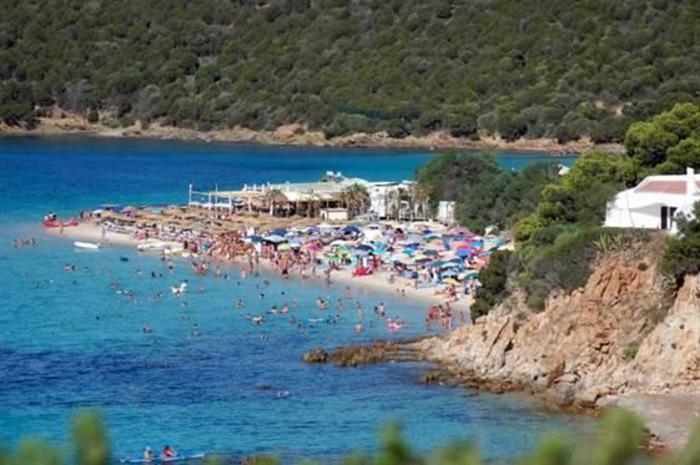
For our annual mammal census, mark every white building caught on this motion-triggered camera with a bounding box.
[437,201,456,224]
[190,172,420,219]
[319,208,349,222]
[604,168,700,233]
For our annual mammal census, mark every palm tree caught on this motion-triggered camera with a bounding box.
[340,183,370,219]
[264,188,284,216]
[410,182,431,220]
[385,188,402,221]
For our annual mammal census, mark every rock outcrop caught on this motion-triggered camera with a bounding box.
[414,236,699,413]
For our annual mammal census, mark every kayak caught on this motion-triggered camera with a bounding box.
[120,453,205,464]
[43,219,79,228]
[74,241,101,250]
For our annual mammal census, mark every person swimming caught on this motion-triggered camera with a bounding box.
[143,446,154,461]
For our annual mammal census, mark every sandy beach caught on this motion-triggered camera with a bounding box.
[48,221,472,310]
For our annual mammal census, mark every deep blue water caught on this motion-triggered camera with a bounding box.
[0,137,584,461]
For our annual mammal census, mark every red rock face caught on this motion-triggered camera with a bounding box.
[416,235,699,411]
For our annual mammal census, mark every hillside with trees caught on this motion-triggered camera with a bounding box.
[417,103,700,315]
[1,0,699,142]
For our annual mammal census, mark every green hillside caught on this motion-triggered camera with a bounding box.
[1,0,699,142]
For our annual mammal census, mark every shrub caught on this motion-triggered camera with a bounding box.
[662,202,700,287]
[471,250,513,321]
[87,108,99,124]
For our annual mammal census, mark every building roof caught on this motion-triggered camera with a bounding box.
[634,175,700,195]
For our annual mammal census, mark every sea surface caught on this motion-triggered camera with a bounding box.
[0,137,584,461]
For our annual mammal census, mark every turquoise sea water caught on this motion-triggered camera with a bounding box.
[0,137,584,461]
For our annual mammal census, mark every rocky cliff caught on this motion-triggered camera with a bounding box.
[415,234,700,414]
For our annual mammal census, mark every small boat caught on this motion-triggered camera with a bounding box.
[74,241,101,250]
[43,218,80,228]
[120,453,205,464]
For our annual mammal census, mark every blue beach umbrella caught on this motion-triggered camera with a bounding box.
[441,262,460,269]
[264,234,286,243]
[455,248,472,258]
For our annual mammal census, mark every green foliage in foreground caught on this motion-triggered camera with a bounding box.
[2,1,700,140]
[4,408,700,465]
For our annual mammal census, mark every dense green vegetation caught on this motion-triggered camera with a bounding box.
[663,203,700,287]
[416,153,561,234]
[3,408,699,465]
[1,1,700,140]
[418,103,700,312]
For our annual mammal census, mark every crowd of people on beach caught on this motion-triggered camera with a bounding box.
[47,206,512,333]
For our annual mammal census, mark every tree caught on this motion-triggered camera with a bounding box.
[662,202,700,287]
[264,188,285,216]
[340,183,370,218]
[625,103,700,170]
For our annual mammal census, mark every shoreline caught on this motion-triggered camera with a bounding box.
[46,223,678,454]
[46,223,463,308]
[0,116,624,154]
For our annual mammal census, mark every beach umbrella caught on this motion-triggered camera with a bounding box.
[391,254,412,264]
[247,235,263,243]
[441,262,460,269]
[363,229,384,241]
[455,248,472,258]
[277,243,292,252]
[301,241,321,252]
[441,270,458,278]
[355,244,374,252]
[342,225,361,234]
[424,249,439,257]
[444,277,459,286]
[288,239,304,249]
[402,248,416,255]
[353,248,371,257]
[330,239,347,246]
[264,234,286,243]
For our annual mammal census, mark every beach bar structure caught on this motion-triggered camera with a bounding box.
[188,172,421,220]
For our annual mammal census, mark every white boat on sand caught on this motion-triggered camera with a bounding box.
[74,241,101,250]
